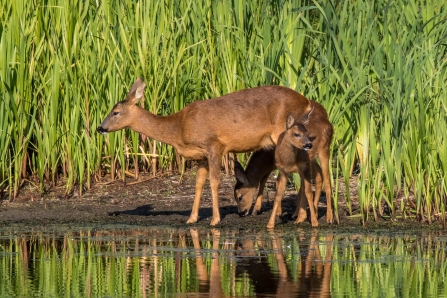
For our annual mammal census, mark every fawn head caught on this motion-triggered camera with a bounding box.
[282,107,313,151]
[97,78,146,134]
[234,160,259,217]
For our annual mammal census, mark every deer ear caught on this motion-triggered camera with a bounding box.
[125,78,146,105]
[286,113,295,130]
[135,82,146,100]
[298,105,314,125]
[234,161,249,185]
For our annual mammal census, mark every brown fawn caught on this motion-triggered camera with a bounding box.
[234,101,333,228]
[97,78,312,226]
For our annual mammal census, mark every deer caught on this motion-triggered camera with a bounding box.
[233,101,333,228]
[97,77,312,226]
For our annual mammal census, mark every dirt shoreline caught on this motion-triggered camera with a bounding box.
[0,170,442,232]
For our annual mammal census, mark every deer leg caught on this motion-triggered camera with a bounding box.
[273,174,283,216]
[320,148,333,224]
[267,171,287,229]
[187,160,209,224]
[303,172,319,227]
[312,161,323,214]
[208,152,222,226]
[293,178,307,221]
[253,173,269,215]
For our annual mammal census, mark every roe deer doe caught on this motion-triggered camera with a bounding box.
[234,101,333,228]
[97,77,311,226]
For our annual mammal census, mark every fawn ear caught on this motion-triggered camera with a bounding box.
[125,77,146,105]
[298,105,314,125]
[234,161,249,185]
[286,113,295,130]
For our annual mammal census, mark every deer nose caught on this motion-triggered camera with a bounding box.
[97,126,108,134]
[239,210,248,217]
[303,142,312,150]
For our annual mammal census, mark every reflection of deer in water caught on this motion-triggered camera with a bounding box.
[235,236,281,295]
[296,232,333,297]
[235,231,333,297]
[190,228,223,297]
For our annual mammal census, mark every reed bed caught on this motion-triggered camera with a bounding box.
[0,0,446,223]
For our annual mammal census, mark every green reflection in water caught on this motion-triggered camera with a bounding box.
[0,226,446,297]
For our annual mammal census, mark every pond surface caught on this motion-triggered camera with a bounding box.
[0,224,446,297]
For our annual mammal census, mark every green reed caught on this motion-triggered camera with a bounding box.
[0,0,446,223]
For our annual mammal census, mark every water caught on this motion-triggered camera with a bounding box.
[0,225,446,297]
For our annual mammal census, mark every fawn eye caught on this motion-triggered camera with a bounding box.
[294,133,301,137]
[238,195,243,202]
[112,111,119,116]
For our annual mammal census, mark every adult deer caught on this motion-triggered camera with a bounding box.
[234,101,334,228]
[97,77,311,226]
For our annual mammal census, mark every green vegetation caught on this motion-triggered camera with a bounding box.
[0,0,446,223]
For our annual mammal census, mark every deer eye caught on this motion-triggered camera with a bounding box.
[294,133,301,137]
[238,195,243,202]
[112,111,119,116]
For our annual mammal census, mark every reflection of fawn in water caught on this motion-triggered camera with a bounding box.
[296,231,333,297]
[190,228,223,298]
[236,231,333,297]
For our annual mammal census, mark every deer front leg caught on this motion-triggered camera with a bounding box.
[208,152,222,226]
[293,178,307,221]
[303,173,319,227]
[267,172,287,229]
[253,173,269,215]
[187,160,208,224]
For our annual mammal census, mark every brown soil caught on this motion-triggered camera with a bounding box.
[0,168,440,231]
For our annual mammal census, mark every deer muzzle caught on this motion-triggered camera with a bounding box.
[96,126,109,135]
[303,142,312,151]
[239,209,249,217]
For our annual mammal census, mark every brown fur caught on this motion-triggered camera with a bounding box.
[97,77,311,226]
[233,101,334,229]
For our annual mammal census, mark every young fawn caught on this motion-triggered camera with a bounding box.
[97,78,312,226]
[234,101,334,228]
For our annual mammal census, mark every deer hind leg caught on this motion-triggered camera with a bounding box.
[267,171,287,229]
[320,147,334,224]
[253,173,270,215]
[312,160,323,215]
[187,160,209,224]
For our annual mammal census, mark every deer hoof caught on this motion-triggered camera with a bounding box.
[210,218,221,226]
[186,216,198,224]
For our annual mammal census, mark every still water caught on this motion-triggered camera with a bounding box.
[0,225,446,297]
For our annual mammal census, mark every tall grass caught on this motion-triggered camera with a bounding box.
[0,0,446,223]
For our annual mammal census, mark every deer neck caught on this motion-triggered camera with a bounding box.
[275,140,298,170]
[129,107,181,147]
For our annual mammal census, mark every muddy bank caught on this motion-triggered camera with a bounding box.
[0,170,442,231]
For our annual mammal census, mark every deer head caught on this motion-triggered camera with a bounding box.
[97,78,146,134]
[283,107,313,151]
[234,160,258,217]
